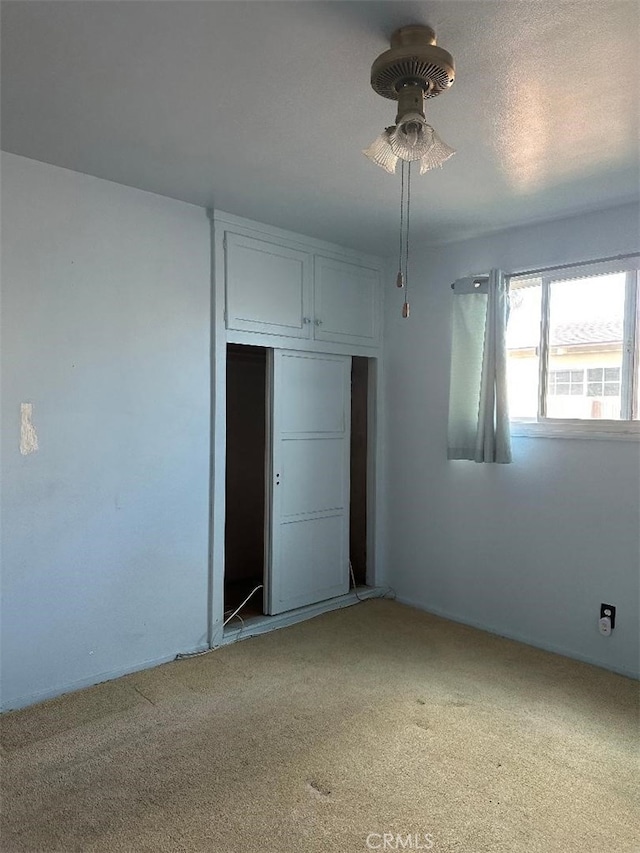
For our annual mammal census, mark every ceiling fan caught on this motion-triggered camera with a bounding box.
[363,24,456,175]
[363,25,456,317]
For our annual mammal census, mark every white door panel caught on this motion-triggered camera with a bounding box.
[281,439,346,517]
[278,355,347,434]
[277,515,346,606]
[268,350,351,615]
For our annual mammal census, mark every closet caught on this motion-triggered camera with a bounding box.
[213,210,383,639]
[224,345,371,622]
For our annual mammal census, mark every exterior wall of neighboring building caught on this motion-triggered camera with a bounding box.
[508,345,623,419]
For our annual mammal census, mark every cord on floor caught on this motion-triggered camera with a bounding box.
[223,584,263,627]
[349,560,396,601]
[175,585,263,659]
[176,574,395,660]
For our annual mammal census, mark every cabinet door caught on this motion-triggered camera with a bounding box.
[313,256,380,346]
[225,233,312,338]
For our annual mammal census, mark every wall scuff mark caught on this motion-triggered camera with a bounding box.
[20,402,39,455]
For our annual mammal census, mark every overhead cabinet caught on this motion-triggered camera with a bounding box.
[223,230,380,348]
[313,255,379,346]
[224,233,312,339]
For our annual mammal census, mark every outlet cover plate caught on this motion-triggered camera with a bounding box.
[600,603,616,630]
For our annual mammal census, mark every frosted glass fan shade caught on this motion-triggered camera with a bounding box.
[418,131,456,173]
[362,129,398,174]
[389,113,435,161]
[363,123,455,174]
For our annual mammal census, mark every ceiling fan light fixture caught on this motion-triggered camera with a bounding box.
[363,24,457,317]
[363,119,455,175]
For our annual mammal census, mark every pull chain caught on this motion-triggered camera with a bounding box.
[402,161,412,318]
[396,160,405,289]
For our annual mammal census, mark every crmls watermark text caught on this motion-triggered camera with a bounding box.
[366,833,435,850]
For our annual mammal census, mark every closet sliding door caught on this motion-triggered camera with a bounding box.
[266,350,351,615]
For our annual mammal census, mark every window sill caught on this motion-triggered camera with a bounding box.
[510,419,640,441]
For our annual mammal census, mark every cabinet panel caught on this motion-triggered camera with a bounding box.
[314,256,380,346]
[225,233,312,338]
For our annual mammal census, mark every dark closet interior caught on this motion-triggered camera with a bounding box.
[224,344,267,619]
[350,356,368,587]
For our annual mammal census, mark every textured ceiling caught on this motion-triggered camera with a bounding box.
[2,1,639,255]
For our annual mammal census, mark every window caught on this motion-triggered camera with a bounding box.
[586,367,621,397]
[506,259,639,434]
[549,369,585,396]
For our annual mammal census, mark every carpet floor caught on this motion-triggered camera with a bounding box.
[1,600,638,853]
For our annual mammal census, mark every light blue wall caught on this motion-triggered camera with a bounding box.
[1,153,211,710]
[2,151,637,713]
[385,203,640,678]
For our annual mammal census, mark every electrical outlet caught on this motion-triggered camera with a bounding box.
[600,603,616,630]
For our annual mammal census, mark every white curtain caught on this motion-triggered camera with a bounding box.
[447,268,512,463]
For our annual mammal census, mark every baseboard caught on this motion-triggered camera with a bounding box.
[221,586,388,645]
[9,590,631,712]
[1,643,209,713]
[394,595,640,680]
[1,589,387,712]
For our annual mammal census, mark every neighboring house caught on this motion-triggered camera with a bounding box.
[507,317,623,419]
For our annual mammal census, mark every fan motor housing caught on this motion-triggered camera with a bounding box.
[371,25,455,100]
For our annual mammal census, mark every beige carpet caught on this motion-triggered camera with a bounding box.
[1,600,638,853]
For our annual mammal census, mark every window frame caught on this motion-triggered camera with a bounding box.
[508,258,640,440]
